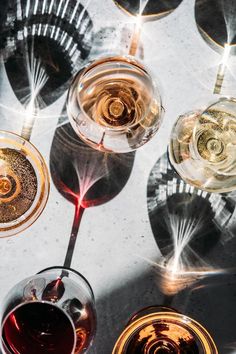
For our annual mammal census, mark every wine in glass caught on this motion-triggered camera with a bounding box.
[112,306,218,353]
[67,55,162,153]
[169,97,236,193]
[0,130,49,237]
[1,266,96,354]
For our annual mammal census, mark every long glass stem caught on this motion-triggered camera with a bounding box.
[21,106,37,141]
[63,203,85,269]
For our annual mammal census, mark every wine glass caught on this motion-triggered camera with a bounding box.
[0,130,49,237]
[1,266,96,354]
[112,306,218,353]
[67,55,162,153]
[169,96,236,193]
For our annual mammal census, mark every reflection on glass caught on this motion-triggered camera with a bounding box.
[169,97,236,193]
[1,267,96,354]
[67,56,162,153]
[112,306,218,353]
[0,130,49,237]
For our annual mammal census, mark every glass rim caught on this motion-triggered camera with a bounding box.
[112,311,218,354]
[0,299,77,354]
[67,55,161,133]
[37,266,95,301]
[0,129,50,238]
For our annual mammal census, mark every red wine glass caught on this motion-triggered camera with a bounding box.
[0,266,96,354]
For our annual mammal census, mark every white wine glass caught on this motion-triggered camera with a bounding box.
[169,96,236,193]
[67,55,162,153]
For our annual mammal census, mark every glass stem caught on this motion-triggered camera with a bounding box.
[63,203,85,269]
[213,43,231,94]
[128,21,142,57]
[21,105,37,141]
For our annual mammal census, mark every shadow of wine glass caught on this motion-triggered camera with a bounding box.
[113,0,184,19]
[172,271,236,353]
[147,151,236,295]
[1,0,94,108]
[195,0,236,54]
[88,267,164,354]
[50,115,135,267]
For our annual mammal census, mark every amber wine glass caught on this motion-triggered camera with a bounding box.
[1,266,96,354]
[0,130,49,237]
[67,56,162,153]
[169,97,236,193]
[112,306,218,353]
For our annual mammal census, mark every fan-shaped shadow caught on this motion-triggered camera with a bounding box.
[147,151,236,294]
[1,0,94,108]
[195,0,236,54]
[50,120,135,208]
[50,113,135,267]
[114,0,184,19]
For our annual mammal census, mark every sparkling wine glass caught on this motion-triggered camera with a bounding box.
[169,96,236,193]
[67,55,162,153]
[112,306,218,353]
[1,266,96,354]
[0,130,49,237]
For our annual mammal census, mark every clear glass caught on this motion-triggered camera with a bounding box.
[0,266,96,354]
[67,56,162,153]
[112,306,218,353]
[0,130,50,237]
[169,97,236,193]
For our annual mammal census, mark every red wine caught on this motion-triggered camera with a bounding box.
[2,302,75,354]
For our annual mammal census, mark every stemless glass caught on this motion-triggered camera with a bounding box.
[0,130,49,237]
[1,266,96,354]
[67,56,162,153]
[112,306,218,353]
[169,96,236,193]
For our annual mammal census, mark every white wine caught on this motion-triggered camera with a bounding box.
[67,56,161,153]
[169,98,236,193]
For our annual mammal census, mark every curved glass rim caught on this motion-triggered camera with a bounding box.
[112,311,218,354]
[67,55,161,133]
[37,266,95,301]
[0,130,50,238]
[0,300,77,354]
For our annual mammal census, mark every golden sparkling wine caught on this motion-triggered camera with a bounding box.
[169,97,236,192]
[0,148,37,223]
[0,131,49,237]
[112,309,218,354]
[67,56,162,153]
